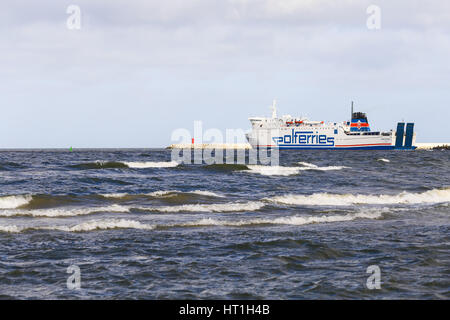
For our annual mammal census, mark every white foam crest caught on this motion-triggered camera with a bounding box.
[0,225,22,233]
[147,190,178,197]
[100,193,128,198]
[190,190,225,198]
[307,165,348,171]
[297,162,318,168]
[0,219,155,233]
[176,211,382,228]
[298,162,349,171]
[147,190,224,198]
[46,219,155,232]
[377,158,390,163]
[0,211,385,233]
[267,211,383,225]
[124,161,179,168]
[267,188,450,206]
[141,201,265,213]
[246,163,348,176]
[247,165,301,176]
[0,195,32,209]
[0,204,130,218]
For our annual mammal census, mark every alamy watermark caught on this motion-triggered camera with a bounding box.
[67,264,81,290]
[366,5,381,30]
[366,265,381,290]
[66,5,81,30]
[170,121,279,166]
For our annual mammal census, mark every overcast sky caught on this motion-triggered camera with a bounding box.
[1,0,449,147]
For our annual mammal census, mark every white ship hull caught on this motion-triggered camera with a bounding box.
[246,101,416,150]
[246,127,396,150]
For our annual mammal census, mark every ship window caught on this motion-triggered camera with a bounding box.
[334,129,338,134]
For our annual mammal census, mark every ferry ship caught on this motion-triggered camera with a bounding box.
[246,101,416,150]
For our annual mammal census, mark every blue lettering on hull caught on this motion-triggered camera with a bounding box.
[273,130,335,147]
[275,145,395,150]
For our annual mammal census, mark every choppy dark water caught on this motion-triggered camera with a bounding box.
[0,149,449,299]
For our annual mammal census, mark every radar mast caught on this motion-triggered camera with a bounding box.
[271,99,277,119]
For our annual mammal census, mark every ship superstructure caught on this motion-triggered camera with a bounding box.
[246,101,416,150]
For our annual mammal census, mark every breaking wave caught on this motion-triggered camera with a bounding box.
[169,211,383,228]
[267,188,450,206]
[189,190,225,198]
[140,201,264,213]
[0,211,382,233]
[0,219,155,233]
[100,193,129,199]
[124,161,179,168]
[70,160,179,170]
[0,199,262,217]
[0,204,130,218]
[2,188,447,218]
[45,219,155,232]
[0,225,22,233]
[100,190,224,199]
[0,195,33,209]
[246,165,302,176]
[246,162,349,176]
[146,190,177,197]
[147,190,224,198]
[297,162,349,171]
[377,158,390,163]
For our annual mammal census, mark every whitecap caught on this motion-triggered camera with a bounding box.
[0,195,33,209]
[147,190,224,198]
[124,161,179,168]
[0,204,130,218]
[297,161,349,171]
[45,219,155,232]
[266,188,450,206]
[140,201,265,213]
[174,211,383,228]
[246,165,301,176]
[100,193,128,199]
[0,224,22,233]
[0,219,155,233]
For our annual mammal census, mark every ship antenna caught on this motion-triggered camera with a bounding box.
[271,99,277,118]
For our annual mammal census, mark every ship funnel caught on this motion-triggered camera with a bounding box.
[350,111,370,132]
